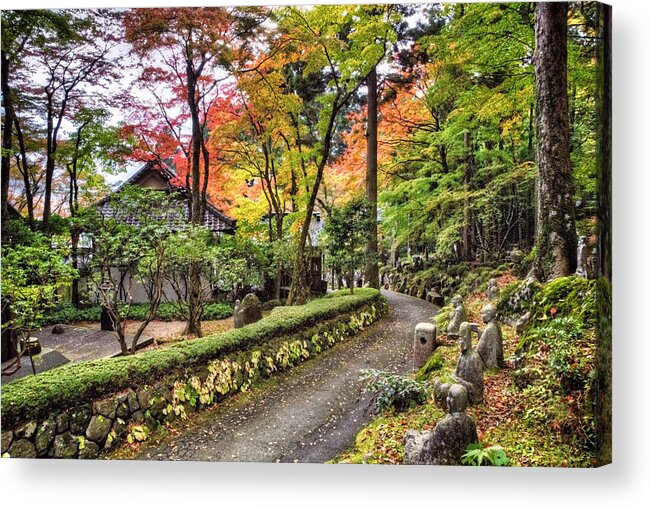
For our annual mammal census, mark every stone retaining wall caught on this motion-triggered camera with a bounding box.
[1,299,386,459]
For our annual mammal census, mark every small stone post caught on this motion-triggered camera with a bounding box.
[413,322,436,369]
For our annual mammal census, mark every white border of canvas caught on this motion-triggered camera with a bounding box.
[1,0,649,505]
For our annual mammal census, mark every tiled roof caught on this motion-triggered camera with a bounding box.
[98,162,236,234]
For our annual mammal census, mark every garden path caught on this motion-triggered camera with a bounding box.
[131,290,437,463]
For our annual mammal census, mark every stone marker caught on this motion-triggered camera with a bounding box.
[477,303,504,370]
[404,384,478,465]
[233,293,263,329]
[453,322,484,405]
[446,295,466,339]
[487,278,499,301]
[515,311,531,336]
[413,322,436,369]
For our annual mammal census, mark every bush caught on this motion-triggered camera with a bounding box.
[43,301,234,325]
[526,316,592,392]
[202,303,234,320]
[462,443,510,466]
[360,369,430,413]
[517,276,596,351]
[2,289,384,427]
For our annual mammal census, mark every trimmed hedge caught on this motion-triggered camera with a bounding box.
[2,289,383,428]
[42,301,233,325]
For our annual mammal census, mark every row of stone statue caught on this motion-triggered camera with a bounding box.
[404,288,505,465]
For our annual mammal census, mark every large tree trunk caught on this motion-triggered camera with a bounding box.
[595,2,611,467]
[1,49,13,244]
[533,2,577,279]
[462,131,474,261]
[365,67,380,289]
[13,117,35,228]
[185,59,203,337]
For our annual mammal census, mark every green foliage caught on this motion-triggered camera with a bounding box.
[527,316,592,393]
[1,232,78,333]
[533,276,595,323]
[322,197,376,294]
[518,276,596,350]
[462,443,510,466]
[2,289,384,427]
[360,369,430,414]
[416,351,445,381]
[434,303,451,332]
[42,302,233,325]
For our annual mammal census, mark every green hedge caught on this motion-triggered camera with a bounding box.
[43,301,233,325]
[2,289,383,427]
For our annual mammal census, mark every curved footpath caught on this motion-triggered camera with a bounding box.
[131,290,437,463]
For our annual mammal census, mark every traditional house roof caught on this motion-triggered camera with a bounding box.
[99,161,236,234]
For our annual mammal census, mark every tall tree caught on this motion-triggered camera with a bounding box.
[365,66,380,289]
[28,10,120,232]
[125,7,266,335]
[1,10,77,239]
[274,5,396,304]
[532,2,577,279]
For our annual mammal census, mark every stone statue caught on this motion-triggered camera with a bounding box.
[515,311,531,336]
[446,295,466,339]
[433,380,451,408]
[233,293,263,329]
[404,384,478,465]
[453,322,484,405]
[576,236,588,278]
[486,278,499,301]
[476,303,504,370]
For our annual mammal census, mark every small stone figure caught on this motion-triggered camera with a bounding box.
[433,380,451,408]
[477,303,504,370]
[446,295,466,339]
[515,311,531,336]
[453,322,484,405]
[486,278,499,301]
[576,236,588,278]
[233,293,263,329]
[404,384,478,465]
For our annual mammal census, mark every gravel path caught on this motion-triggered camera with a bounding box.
[133,290,437,463]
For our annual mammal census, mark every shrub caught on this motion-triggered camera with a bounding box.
[2,289,384,427]
[43,301,234,325]
[526,316,592,392]
[528,276,595,326]
[360,369,430,413]
[462,443,510,466]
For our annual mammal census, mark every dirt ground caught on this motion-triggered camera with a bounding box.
[79,317,236,344]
